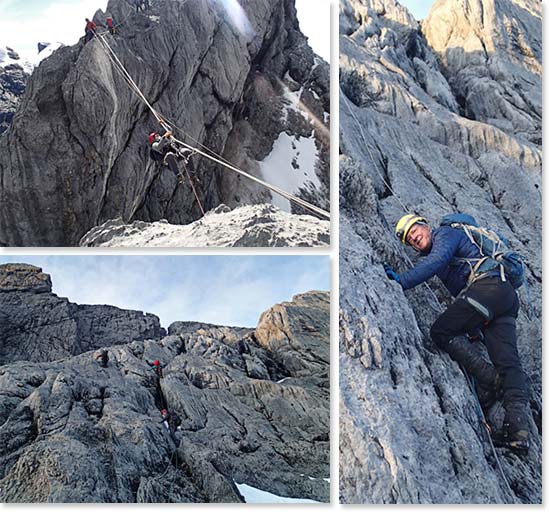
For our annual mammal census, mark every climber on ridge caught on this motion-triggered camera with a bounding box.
[149,130,197,185]
[84,18,97,43]
[106,16,116,35]
[384,213,530,453]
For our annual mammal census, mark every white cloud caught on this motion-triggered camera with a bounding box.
[0,0,108,59]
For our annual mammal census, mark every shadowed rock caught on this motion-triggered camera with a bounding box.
[0,264,163,364]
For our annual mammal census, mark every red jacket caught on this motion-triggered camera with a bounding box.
[106,18,114,28]
[85,20,97,32]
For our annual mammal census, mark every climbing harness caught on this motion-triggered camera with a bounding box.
[342,89,517,501]
[92,28,330,220]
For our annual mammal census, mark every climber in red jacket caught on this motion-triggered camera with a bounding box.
[84,18,97,43]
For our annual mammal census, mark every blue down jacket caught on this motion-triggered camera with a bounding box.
[399,226,491,297]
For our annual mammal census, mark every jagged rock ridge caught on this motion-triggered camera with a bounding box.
[0,264,329,503]
[0,0,330,246]
[79,204,330,247]
[339,0,541,504]
[0,263,164,364]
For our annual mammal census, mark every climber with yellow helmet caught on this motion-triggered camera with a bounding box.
[384,213,531,454]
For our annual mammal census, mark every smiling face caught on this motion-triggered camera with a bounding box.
[406,223,432,252]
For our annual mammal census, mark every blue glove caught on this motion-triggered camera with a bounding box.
[383,264,401,284]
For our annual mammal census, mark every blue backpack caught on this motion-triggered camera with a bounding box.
[440,213,525,289]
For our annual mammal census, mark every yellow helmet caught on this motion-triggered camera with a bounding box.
[395,214,427,244]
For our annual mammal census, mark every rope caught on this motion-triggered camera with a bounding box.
[342,88,515,501]
[180,160,206,216]
[170,136,330,219]
[341,91,410,213]
[464,373,516,502]
[93,28,330,220]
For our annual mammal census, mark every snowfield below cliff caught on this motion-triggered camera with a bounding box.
[80,204,330,247]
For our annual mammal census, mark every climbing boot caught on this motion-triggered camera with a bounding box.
[446,337,498,389]
[492,403,530,454]
[475,373,502,413]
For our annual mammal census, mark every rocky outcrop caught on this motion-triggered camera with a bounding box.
[0,266,329,503]
[422,0,541,144]
[0,46,29,135]
[0,264,163,364]
[339,0,541,504]
[0,0,329,247]
[79,204,330,247]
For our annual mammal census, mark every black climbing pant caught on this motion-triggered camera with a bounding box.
[430,276,529,409]
[164,153,180,178]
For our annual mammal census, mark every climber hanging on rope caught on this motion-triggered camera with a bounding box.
[84,18,97,43]
[384,213,531,453]
[149,130,198,186]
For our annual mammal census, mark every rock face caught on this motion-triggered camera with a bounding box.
[0,264,164,364]
[0,46,29,135]
[0,0,330,247]
[0,266,329,503]
[339,0,541,504]
[79,204,330,247]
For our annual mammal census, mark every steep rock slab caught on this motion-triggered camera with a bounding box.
[0,264,163,364]
[339,0,541,504]
[422,0,542,144]
[0,0,329,246]
[255,291,330,378]
[79,204,330,247]
[0,291,329,502]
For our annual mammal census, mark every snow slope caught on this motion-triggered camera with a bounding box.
[235,483,321,503]
[80,204,330,247]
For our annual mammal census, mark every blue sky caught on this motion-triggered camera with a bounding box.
[398,0,433,19]
[0,255,330,328]
[0,0,330,62]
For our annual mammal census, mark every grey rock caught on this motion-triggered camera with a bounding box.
[0,0,329,247]
[339,0,541,504]
[0,283,329,503]
[0,264,163,364]
[0,46,29,135]
[79,204,330,247]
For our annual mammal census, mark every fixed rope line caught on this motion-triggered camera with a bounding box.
[342,88,515,500]
[95,31,163,123]
[341,91,410,213]
[94,30,330,220]
[181,162,205,216]
[170,136,330,219]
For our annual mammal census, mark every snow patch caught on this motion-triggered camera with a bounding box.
[34,42,63,66]
[259,132,321,212]
[235,482,320,503]
[281,84,305,123]
[277,377,290,384]
[149,15,161,22]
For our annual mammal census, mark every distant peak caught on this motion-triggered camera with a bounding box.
[0,263,52,293]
